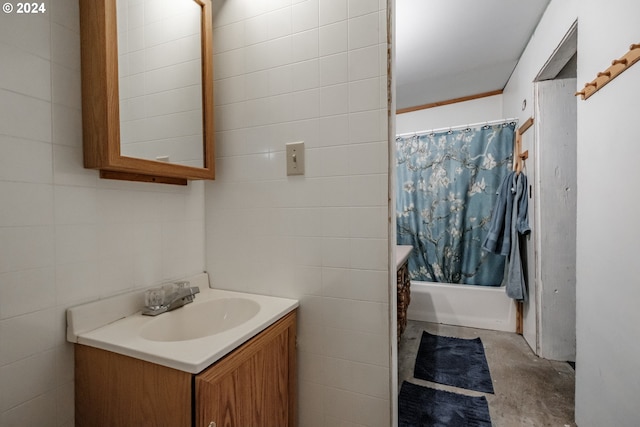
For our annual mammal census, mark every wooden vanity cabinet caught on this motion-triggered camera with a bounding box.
[75,310,297,427]
[75,344,191,426]
[196,310,297,427]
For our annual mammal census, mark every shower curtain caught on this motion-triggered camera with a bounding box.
[396,122,515,286]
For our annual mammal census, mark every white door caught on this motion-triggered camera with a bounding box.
[533,78,578,361]
[523,78,578,359]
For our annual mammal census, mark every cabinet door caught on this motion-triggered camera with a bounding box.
[75,345,192,427]
[196,311,297,427]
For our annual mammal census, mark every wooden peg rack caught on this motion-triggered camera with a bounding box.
[576,43,640,100]
[513,117,533,174]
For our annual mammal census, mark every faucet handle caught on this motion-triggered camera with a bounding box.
[144,288,165,309]
[161,281,192,302]
[161,282,179,296]
[175,281,199,297]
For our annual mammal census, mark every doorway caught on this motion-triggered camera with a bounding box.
[390,11,579,425]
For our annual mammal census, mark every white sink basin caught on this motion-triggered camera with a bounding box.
[140,297,261,342]
[66,276,298,374]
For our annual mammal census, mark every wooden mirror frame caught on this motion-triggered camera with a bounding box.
[79,0,215,185]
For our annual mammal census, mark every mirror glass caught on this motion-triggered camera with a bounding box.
[116,0,204,167]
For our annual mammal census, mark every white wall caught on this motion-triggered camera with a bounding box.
[396,94,503,134]
[504,0,640,424]
[0,1,207,424]
[206,0,390,426]
[574,1,640,425]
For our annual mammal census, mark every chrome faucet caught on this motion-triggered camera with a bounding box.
[142,281,200,316]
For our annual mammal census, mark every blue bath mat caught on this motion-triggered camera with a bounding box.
[414,331,494,394]
[399,381,492,427]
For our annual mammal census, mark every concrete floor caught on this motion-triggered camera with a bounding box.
[399,320,576,426]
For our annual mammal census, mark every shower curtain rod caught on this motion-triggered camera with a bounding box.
[396,117,519,139]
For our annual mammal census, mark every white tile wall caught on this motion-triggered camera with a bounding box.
[206,1,391,426]
[319,0,348,26]
[0,0,207,425]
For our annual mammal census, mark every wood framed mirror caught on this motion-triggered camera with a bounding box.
[79,0,214,185]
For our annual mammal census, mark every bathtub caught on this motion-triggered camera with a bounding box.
[406,281,516,332]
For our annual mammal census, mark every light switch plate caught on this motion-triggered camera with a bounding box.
[286,141,305,176]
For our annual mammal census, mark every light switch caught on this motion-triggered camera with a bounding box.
[286,141,305,176]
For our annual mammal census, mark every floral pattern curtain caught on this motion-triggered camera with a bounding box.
[396,123,515,286]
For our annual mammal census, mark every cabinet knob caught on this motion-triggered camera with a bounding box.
[208,422,216,427]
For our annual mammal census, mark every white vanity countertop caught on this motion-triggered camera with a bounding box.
[396,245,413,270]
[67,274,298,374]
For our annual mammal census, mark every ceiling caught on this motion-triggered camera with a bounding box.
[395,0,552,111]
